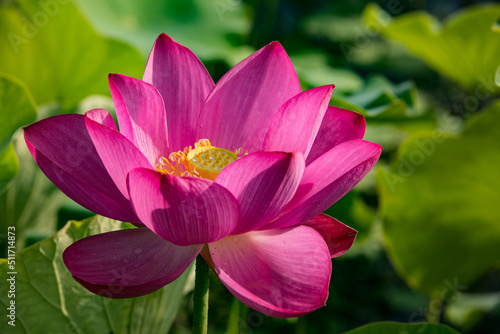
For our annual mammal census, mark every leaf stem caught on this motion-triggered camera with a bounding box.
[226,297,240,334]
[193,254,210,334]
[426,293,443,323]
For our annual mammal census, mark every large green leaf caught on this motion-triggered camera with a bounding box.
[378,101,500,295]
[343,322,460,334]
[0,216,191,333]
[0,0,144,110]
[363,3,500,93]
[72,0,253,63]
[0,75,36,193]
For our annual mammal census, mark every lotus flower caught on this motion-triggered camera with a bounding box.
[24,33,381,317]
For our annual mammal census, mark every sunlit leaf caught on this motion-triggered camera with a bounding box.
[0,76,36,150]
[304,14,363,42]
[343,321,460,334]
[0,75,36,193]
[0,0,144,110]
[363,3,500,93]
[331,76,422,120]
[0,216,191,333]
[496,65,500,87]
[377,101,500,295]
[445,292,500,331]
[73,0,253,63]
[331,75,433,152]
[0,144,18,193]
[290,52,363,93]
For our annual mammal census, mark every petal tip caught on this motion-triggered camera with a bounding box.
[355,112,366,127]
[108,72,128,82]
[108,73,122,88]
[157,32,173,42]
[152,33,181,51]
[321,84,335,99]
[373,142,384,154]
[267,41,287,54]
[108,72,119,80]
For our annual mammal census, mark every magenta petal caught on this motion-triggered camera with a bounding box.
[196,42,302,152]
[85,109,118,130]
[128,168,239,245]
[84,115,152,199]
[108,73,169,165]
[267,140,382,230]
[23,114,138,223]
[215,151,305,234]
[262,85,334,157]
[306,106,366,165]
[143,34,214,152]
[209,226,331,318]
[63,227,201,298]
[302,213,357,258]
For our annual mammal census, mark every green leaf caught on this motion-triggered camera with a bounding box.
[331,76,422,120]
[72,0,253,63]
[0,0,144,110]
[290,52,363,93]
[303,14,363,43]
[0,143,19,193]
[331,76,432,153]
[0,216,191,333]
[496,65,500,87]
[363,3,500,93]
[342,321,460,334]
[445,292,500,330]
[0,133,65,257]
[0,75,36,192]
[0,75,36,151]
[377,101,500,295]
[324,191,377,247]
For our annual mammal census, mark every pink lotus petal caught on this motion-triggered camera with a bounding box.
[85,114,152,199]
[262,85,334,157]
[196,42,301,152]
[208,226,331,318]
[63,227,201,298]
[306,106,366,165]
[23,114,138,223]
[302,213,357,258]
[128,168,239,246]
[267,140,382,230]
[143,34,215,152]
[215,151,305,234]
[108,73,169,165]
[85,108,118,130]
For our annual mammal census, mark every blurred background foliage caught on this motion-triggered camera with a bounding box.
[0,0,499,333]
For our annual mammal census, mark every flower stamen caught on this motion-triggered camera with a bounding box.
[155,139,241,180]
[186,139,237,180]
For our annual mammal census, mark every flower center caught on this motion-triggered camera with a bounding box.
[186,141,237,180]
[155,139,242,180]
